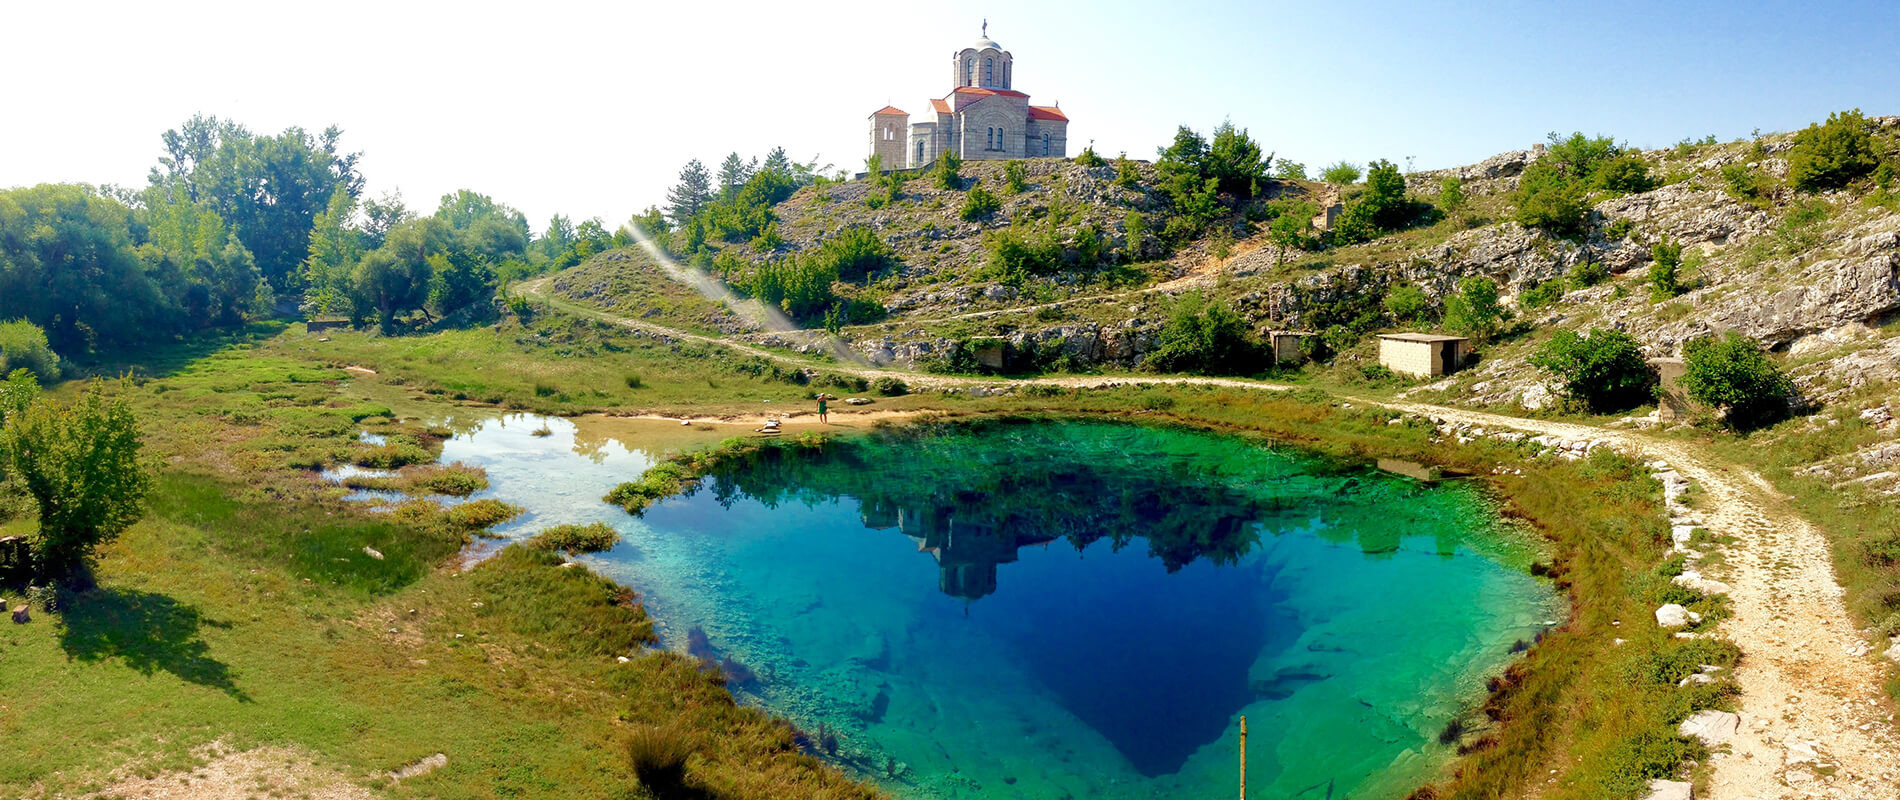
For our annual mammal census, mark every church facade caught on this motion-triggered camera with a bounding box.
[867,25,1070,169]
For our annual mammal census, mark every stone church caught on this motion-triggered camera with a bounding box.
[867,24,1070,169]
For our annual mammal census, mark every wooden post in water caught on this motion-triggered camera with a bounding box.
[1238,715,1248,800]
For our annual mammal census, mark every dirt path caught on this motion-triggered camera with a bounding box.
[517,281,1897,798]
[1389,404,1897,800]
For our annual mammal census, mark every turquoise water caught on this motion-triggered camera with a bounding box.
[425,415,1559,799]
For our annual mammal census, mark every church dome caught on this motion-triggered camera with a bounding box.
[967,36,1002,52]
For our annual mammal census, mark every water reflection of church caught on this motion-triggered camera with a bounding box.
[858,498,1060,601]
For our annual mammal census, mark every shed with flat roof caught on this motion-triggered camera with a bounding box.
[1377,333,1471,378]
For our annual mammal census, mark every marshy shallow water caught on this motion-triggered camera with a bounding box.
[396,414,1558,799]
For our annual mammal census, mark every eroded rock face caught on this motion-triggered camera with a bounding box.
[1598,183,1773,248]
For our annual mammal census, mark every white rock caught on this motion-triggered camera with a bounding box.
[1674,571,1732,595]
[1656,604,1690,628]
[1671,525,1697,545]
[363,546,385,560]
[1643,778,1693,800]
[1679,710,1740,746]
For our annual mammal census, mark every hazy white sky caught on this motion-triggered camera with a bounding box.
[4,1,1895,232]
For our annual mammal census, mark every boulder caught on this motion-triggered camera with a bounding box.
[1674,571,1733,595]
[10,604,27,624]
[1643,779,1693,800]
[1679,710,1740,746]
[1655,604,1690,628]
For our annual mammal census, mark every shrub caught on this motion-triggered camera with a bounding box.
[809,226,894,281]
[1513,162,1588,235]
[626,724,696,795]
[1,380,150,582]
[354,441,433,469]
[605,461,694,515]
[1438,176,1467,217]
[1604,218,1634,240]
[1529,329,1657,413]
[1073,146,1105,168]
[871,376,908,396]
[1519,280,1563,309]
[1680,331,1794,429]
[1720,163,1774,207]
[1320,161,1362,184]
[1568,259,1609,288]
[1002,161,1029,194]
[1113,155,1141,188]
[1592,155,1658,194]
[532,522,620,554]
[1274,160,1308,181]
[1650,238,1684,300]
[931,149,962,190]
[624,374,644,389]
[1265,199,1321,259]
[1442,275,1507,339]
[1383,284,1430,321]
[1788,109,1878,192]
[1144,292,1263,375]
[960,184,1001,221]
[0,320,60,381]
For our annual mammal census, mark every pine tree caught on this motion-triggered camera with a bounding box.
[666,160,714,227]
[762,147,792,177]
[717,152,754,199]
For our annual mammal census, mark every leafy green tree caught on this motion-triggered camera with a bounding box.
[1442,275,1507,339]
[1,380,151,584]
[359,192,410,248]
[300,186,363,317]
[1439,176,1467,217]
[960,183,1001,221]
[665,159,714,226]
[1145,292,1262,375]
[433,190,530,264]
[1788,109,1879,192]
[0,321,60,381]
[1529,328,1657,412]
[1543,132,1620,180]
[0,184,167,353]
[425,251,496,318]
[1266,200,1319,263]
[1320,161,1362,184]
[932,149,963,190]
[1274,160,1309,181]
[1592,155,1657,194]
[1073,146,1106,167]
[1204,121,1271,199]
[1680,332,1794,429]
[138,183,265,328]
[148,114,362,294]
[1650,238,1684,299]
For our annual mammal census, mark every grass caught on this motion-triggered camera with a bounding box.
[529,522,621,554]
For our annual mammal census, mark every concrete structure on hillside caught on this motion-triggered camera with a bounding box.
[1377,333,1471,378]
[1266,331,1313,364]
[1649,357,1689,421]
[866,22,1071,169]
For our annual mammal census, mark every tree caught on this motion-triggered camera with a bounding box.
[1,380,151,584]
[1320,161,1362,184]
[761,147,793,177]
[1361,159,1410,229]
[138,183,265,328]
[1529,329,1657,412]
[1274,160,1308,181]
[1204,121,1271,199]
[0,184,168,353]
[433,190,530,264]
[0,320,60,381]
[1593,155,1657,194]
[1442,275,1506,339]
[1650,238,1684,299]
[1266,200,1319,262]
[717,152,755,199]
[1439,176,1467,217]
[665,160,714,226]
[1145,293,1262,375]
[300,186,363,317]
[359,191,410,248]
[1788,109,1878,192]
[1680,331,1794,429]
[148,114,362,294]
[1512,161,1589,235]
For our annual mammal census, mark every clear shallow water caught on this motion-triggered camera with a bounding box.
[422,415,1559,799]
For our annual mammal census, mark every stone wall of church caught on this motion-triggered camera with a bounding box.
[957,96,1030,161]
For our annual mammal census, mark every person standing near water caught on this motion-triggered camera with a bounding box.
[817,394,829,423]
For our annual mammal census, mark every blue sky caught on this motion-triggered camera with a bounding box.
[2,0,1893,229]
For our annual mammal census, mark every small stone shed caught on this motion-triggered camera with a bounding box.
[1265,331,1312,364]
[1649,357,1689,421]
[1377,333,1471,378]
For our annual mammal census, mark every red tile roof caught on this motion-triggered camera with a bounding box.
[953,86,1030,99]
[1028,105,1068,121]
[930,98,952,114]
[870,105,907,117]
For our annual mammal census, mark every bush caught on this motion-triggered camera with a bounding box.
[1442,275,1507,339]
[1513,162,1589,235]
[1529,329,1657,413]
[1650,238,1684,300]
[1,380,150,582]
[1383,284,1430,321]
[0,320,60,381]
[1144,292,1262,375]
[871,376,908,396]
[1519,280,1563,309]
[1113,155,1141,188]
[1788,109,1878,192]
[931,149,962,190]
[1320,161,1362,184]
[1073,146,1105,168]
[960,184,1001,221]
[1438,176,1467,217]
[809,226,894,281]
[531,522,620,554]
[1592,155,1657,194]
[1720,163,1774,207]
[626,724,696,795]
[605,462,693,515]
[1680,331,1794,429]
[1002,161,1029,194]
[1568,259,1609,288]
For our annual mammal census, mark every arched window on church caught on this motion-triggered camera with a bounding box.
[1043,133,1051,156]
[965,58,974,86]
[917,140,925,162]
[1003,62,1010,88]
[986,128,994,150]
[984,59,993,87]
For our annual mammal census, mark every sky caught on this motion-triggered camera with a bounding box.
[3,0,1895,231]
